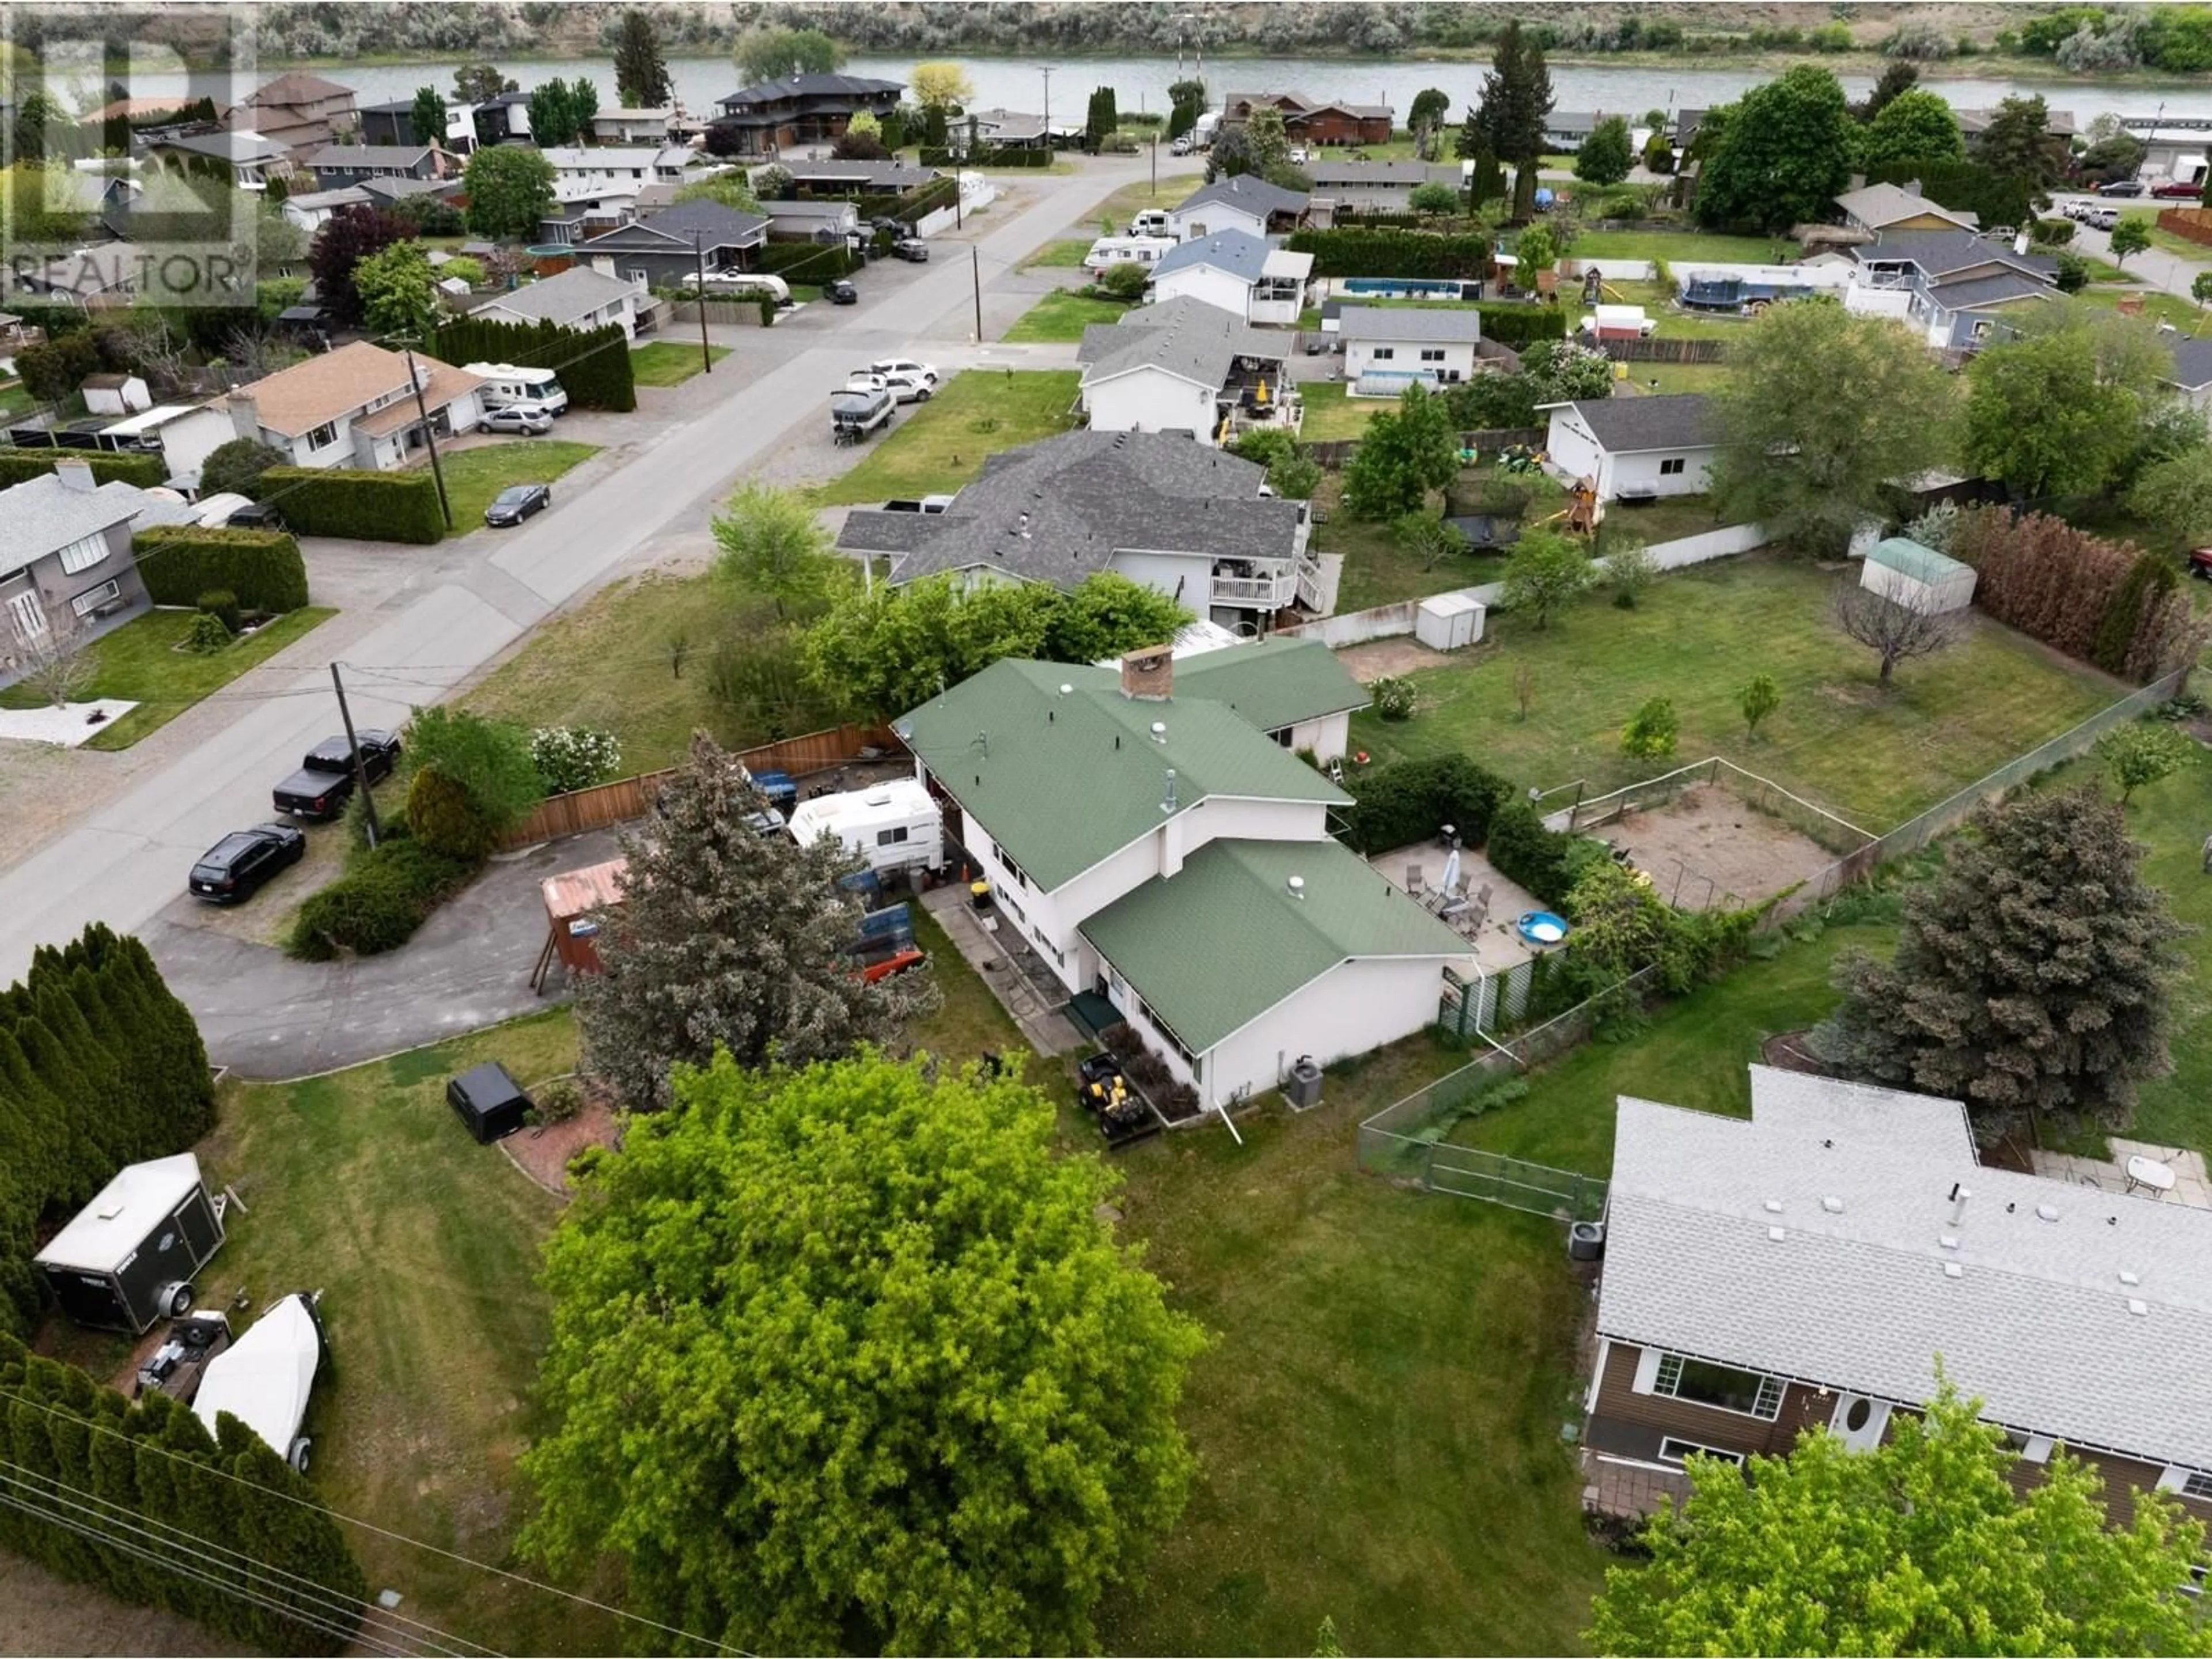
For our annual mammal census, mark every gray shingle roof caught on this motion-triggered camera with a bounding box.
[470,266,639,327]
[155,131,288,165]
[1173,173,1310,220]
[1309,160,1460,187]
[1854,229,2054,281]
[765,159,935,189]
[0,474,154,578]
[1078,297,1292,390]
[1335,304,1483,344]
[584,199,767,251]
[837,429,1301,591]
[1835,181,1980,230]
[1925,270,2055,312]
[1600,1066,2212,1470]
[718,73,904,111]
[1560,393,1714,454]
[1154,228,1274,285]
[304,144,434,170]
[2166,335,2212,391]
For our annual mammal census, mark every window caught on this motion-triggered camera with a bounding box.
[1659,457,1686,476]
[1419,347,1446,362]
[1658,1437,1745,1467]
[1652,1353,1784,1420]
[69,578,120,617]
[1371,346,1395,361]
[7,589,48,642]
[876,825,909,847]
[306,421,338,449]
[2187,1469,2212,1502]
[55,531,111,575]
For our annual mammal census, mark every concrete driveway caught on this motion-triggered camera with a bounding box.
[143,827,624,1080]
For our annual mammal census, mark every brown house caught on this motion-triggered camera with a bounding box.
[1221,91,1393,149]
[222,71,358,154]
[1585,1066,2212,1540]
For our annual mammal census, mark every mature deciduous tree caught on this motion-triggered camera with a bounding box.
[1498,529,1598,627]
[1710,302,1957,555]
[2108,215,2152,266]
[2126,446,2212,551]
[910,59,975,111]
[1831,580,1964,683]
[526,77,580,146]
[1813,785,2187,1139]
[1573,115,1634,184]
[461,143,556,239]
[1858,87,1964,168]
[349,240,437,338]
[521,1047,1206,1653]
[673,169,760,213]
[733,26,846,85]
[710,480,844,620]
[452,63,517,104]
[1963,317,2153,501]
[1342,382,1460,519]
[1695,65,1855,233]
[305,204,407,328]
[1590,1377,2212,1657]
[1855,59,1921,122]
[612,9,673,109]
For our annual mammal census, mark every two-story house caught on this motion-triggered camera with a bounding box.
[592,107,676,145]
[217,340,485,471]
[1168,174,1309,242]
[1585,1065,2212,1541]
[302,143,452,190]
[0,461,195,674]
[709,72,904,157]
[221,71,357,154]
[1077,296,1300,449]
[144,129,291,188]
[537,145,691,194]
[1220,90,1393,147]
[1152,229,1315,327]
[468,265,660,341]
[1840,228,2058,350]
[897,642,1467,1108]
[357,97,478,153]
[579,199,768,289]
[835,429,1327,627]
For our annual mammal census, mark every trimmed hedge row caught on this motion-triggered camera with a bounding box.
[919,146,1052,167]
[260,467,445,544]
[0,450,165,490]
[1484,800,1604,911]
[425,316,637,413]
[132,527,310,612]
[756,241,857,278]
[287,834,480,960]
[1336,754,1514,856]
[1474,303,1570,346]
[1286,226,1494,278]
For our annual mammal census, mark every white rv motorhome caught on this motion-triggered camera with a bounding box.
[463,362,570,415]
[1084,235,1177,274]
[785,779,944,877]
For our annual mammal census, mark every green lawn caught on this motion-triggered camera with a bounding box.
[808,369,1082,505]
[1298,379,1386,442]
[1020,237,1094,269]
[2118,204,2212,267]
[0,379,35,418]
[2109,764,2212,1164]
[1003,288,1134,343]
[1092,177,1188,231]
[627,340,730,386]
[2076,284,2206,332]
[1353,553,2122,831]
[1570,229,1793,265]
[0,605,335,749]
[1319,471,1511,612]
[439,439,600,530]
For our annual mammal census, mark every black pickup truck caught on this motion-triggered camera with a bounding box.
[272,730,402,820]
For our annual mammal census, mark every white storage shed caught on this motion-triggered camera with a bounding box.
[1859,536,1976,614]
[1415,593,1486,650]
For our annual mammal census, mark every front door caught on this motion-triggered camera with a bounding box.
[1830,1393,1891,1452]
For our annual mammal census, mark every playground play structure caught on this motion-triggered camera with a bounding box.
[1460,446,1604,538]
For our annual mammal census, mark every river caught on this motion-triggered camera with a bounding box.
[106,52,2212,126]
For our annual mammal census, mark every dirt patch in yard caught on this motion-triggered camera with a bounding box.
[0,1546,255,1657]
[1599,782,1838,910]
[1332,637,1459,681]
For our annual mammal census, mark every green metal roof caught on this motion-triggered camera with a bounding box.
[1078,839,1472,1054]
[1868,536,1970,584]
[1172,638,1369,733]
[898,660,1347,891]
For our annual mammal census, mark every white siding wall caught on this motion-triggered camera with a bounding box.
[1608,445,1714,500]
[1543,407,1608,495]
[1152,264,1254,321]
[1248,289,1302,328]
[1169,203,1267,242]
[157,408,244,483]
[1106,548,1211,607]
[1202,954,1465,1105]
[1084,369,1217,441]
[1282,710,1351,760]
[1344,338,1478,384]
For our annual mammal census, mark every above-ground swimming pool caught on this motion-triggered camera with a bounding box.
[1517,911,1569,946]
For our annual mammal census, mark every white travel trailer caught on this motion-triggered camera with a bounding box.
[786,779,944,877]
[462,362,570,415]
[1083,235,1178,274]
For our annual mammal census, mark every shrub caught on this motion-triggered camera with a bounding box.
[259,467,445,544]
[406,765,498,859]
[195,586,241,631]
[403,706,546,832]
[1484,800,1580,908]
[1471,303,1570,347]
[183,611,232,654]
[0,450,164,490]
[531,725,623,794]
[2052,249,2089,292]
[1336,753,1514,856]
[1949,506,2206,681]
[532,1076,585,1124]
[1284,226,1493,278]
[1370,676,1416,720]
[198,437,288,501]
[1100,261,1149,301]
[2031,215,2076,246]
[286,838,479,959]
[425,316,637,412]
[1620,695,1679,758]
[132,527,309,611]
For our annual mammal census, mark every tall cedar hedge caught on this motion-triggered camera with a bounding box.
[1949,506,2206,683]
[1336,754,1514,855]
[755,241,857,278]
[259,468,445,544]
[0,452,166,490]
[424,316,637,412]
[0,925,214,1338]
[0,1331,366,1652]
[1471,304,1570,346]
[131,528,310,612]
[918,146,1052,166]
[1286,226,1495,279]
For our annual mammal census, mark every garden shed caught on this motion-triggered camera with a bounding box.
[1859,536,1976,614]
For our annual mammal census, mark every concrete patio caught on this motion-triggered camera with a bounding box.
[918,884,1084,1056]
[1368,839,1547,976]
[2028,1138,2212,1210]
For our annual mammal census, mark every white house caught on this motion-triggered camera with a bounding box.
[1152,230,1314,328]
[896,646,1467,1107]
[1543,395,1716,502]
[1336,304,1483,394]
[279,184,372,232]
[590,107,676,145]
[217,340,485,471]
[1167,174,1309,242]
[536,145,692,193]
[469,266,660,341]
[1076,296,1297,447]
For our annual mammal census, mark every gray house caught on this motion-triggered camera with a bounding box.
[304,143,448,190]
[581,200,770,288]
[0,462,191,679]
[1308,159,1460,215]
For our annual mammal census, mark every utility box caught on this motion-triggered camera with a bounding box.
[1415,593,1486,652]
[448,1062,534,1145]
[34,1153,226,1335]
[1285,1056,1324,1110]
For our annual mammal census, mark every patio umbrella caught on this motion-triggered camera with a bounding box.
[1440,846,1461,895]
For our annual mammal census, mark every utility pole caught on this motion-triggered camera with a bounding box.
[971,245,983,342]
[330,663,380,848]
[1150,132,1157,192]
[692,228,712,374]
[1040,66,1052,138]
[402,343,452,529]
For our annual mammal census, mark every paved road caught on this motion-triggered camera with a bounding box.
[2051,190,2210,302]
[0,157,1187,998]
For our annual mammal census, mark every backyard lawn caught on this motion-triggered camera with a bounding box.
[627,340,730,386]
[1091,177,1187,231]
[1020,237,1093,269]
[0,605,335,749]
[1352,553,2123,831]
[439,439,600,529]
[2076,284,2206,332]
[1299,379,1385,442]
[808,369,1081,505]
[1003,288,1133,342]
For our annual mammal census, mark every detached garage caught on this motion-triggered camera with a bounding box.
[1859,536,1976,613]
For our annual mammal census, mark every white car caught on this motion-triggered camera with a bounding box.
[849,368,931,404]
[1289,146,1309,165]
[868,357,941,388]
[480,403,553,435]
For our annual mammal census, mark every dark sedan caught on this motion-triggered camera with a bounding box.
[484,483,551,527]
[188,824,305,903]
[2098,178,2148,197]
[828,278,859,305]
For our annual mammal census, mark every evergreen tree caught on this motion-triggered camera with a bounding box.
[612,9,673,108]
[1478,21,1555,219]
[407,85,446,147]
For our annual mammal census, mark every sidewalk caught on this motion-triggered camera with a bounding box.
[919,884,1084,1055]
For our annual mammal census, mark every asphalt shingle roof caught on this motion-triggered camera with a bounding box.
[1835,181,1979,230]
[1926,270,2056,312]
[1309,160,1460,187]
[1561,393,1714,454]
[154,131,288,165]
[1154,228,1274,284]
[897,658,1346,891]
[1855,229,2055,281]
[304,144,434,171]
[838,430,1303,591]
[1080,838,1470,1052]
[1077,296,1293,390]
[1600,1067,2212,1470]
[584,199,768,251]
[1171,637,1369,730]
[2166,335,2212,390]
[719,73,904,109]
[1335,304,1483,344]
[0,473,157,578]
[471,266,639,327]
[1173,173,1310,220]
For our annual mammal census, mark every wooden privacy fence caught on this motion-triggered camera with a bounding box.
[662,299,771,326]
[2158,206,2212,247]
[496,722,900,849]
[1599,336,1725,363]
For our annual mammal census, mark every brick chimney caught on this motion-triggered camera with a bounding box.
[1120,641,1174,700]
[53,459,95,493]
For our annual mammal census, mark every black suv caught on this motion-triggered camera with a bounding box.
[189,824,306,903]
[225,501,287,530]
[272,729,402,820]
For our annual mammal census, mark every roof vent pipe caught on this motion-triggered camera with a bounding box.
[1150,720,1168,744]
[1948,1183,1971,1226]
[1286,875,1305,900]
[1162,768,1177,813]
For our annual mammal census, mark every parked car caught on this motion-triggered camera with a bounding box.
[2086,206,2121,230]
[188,823,305,902]
[827,278,859,304]
[890,237,930,262]
[480,403,554,436]
[484,482,551,527]
[1171,134,1192,156]
[272,729,401,821]
[2099,178,2147,197]
[868,357,941,387]
[851,367,930,403]
[2155,179,2205,199]
[224,500,286,530]
[1288,146,1309,164]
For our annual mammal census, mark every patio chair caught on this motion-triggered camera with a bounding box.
[1406,864,1423,895]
